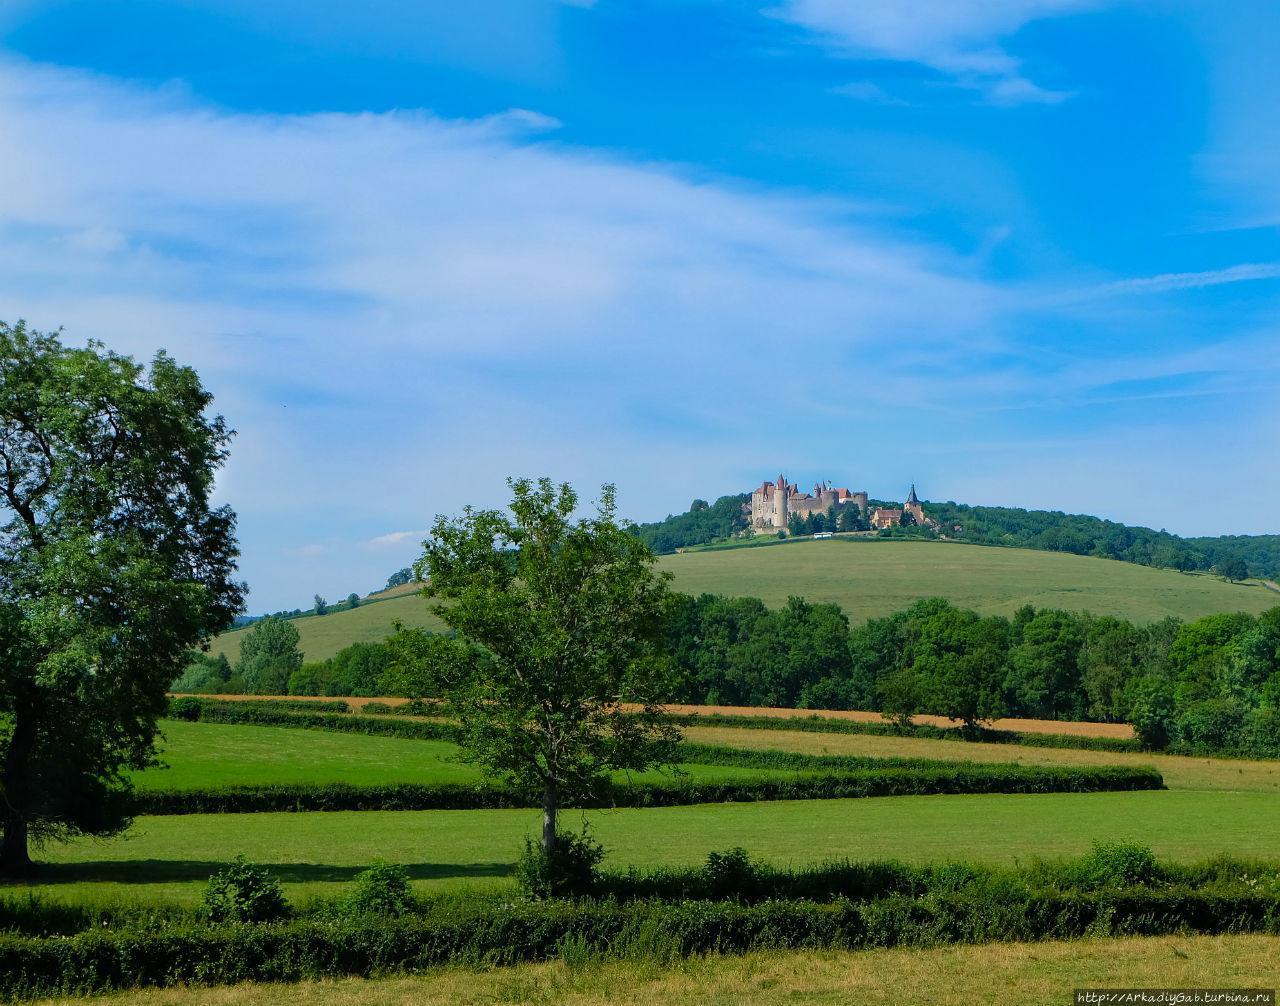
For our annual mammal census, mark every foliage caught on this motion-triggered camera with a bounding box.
[1083,840,1159,888]
[168,697,203,722]
[200,856,289,923]
[340,860,417,917]
[0,321,244,873]
[384,477,682,853]
[1217,557,1249,583]
[925,499,1280,578]
[130,762,1164,815]
[385,567,414,589]
[6,877,1280,998]
[630,493,751,553]
[515,825,605,898]
[235,615,303,694]
[172,651,235,693]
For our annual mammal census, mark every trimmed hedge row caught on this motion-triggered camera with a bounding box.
[186,701,460,742]
[3,888,1277,999]
[132,764,1163,815]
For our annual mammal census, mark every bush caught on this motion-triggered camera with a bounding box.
[341,860,417,917]
[515,826,605,899]
[1085,841,1158,888]
[168,696,202,722]
[360,702,394,715]
[703,847,764,899]
[200,857,290,923]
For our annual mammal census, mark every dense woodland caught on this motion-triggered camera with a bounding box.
[630,494,1280,579]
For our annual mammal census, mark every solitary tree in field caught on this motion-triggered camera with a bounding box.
[384,477,681,855]
[0,322,243,873]
[1217,557,1249,584]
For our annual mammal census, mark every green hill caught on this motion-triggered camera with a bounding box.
[208,538,1280,664]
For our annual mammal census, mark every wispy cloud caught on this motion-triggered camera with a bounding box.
[0,58,1016,606]
[830,80,913,106]
[364,531,427,550]
[772,0,1096,104]
[1091,263,1280,297]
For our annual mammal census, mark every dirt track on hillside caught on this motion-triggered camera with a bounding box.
[180,693,1135,739]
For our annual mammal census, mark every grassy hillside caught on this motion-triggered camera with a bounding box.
[209,539,1279,663]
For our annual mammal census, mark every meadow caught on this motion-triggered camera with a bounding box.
[29,935,1280,1006]
[132,722,783,790]
[207,539,1277,662]
[25,790,1280,906]
[11,716,1276,908]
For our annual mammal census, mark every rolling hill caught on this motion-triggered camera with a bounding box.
[208,538,1280,664]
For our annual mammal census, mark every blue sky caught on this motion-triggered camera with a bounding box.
[1,0,1277,612]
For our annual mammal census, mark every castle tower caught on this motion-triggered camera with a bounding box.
[775,474,789,529]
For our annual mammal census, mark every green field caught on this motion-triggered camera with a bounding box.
[208,540,1277,662]
[26,789,1280,905]
[133,721,782,790]
[32,935,1280,1006]
[9,719,1264,908]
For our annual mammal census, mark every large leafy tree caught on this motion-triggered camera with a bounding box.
[235,614,303,694]
[0,322,243,872]
[384,477,680,854]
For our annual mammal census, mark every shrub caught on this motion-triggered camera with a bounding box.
[341,860,417,917]
[1085,841,1158,888]
[515,826,605,899]
[703,847,763,899]
[360,702,394,715]
[200,857,290,923]
[168,696,202,722]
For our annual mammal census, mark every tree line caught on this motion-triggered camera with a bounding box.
[666,592,1280,752]
[193,587,1280,757]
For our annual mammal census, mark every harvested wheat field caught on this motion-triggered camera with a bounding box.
[177,694,1136,740]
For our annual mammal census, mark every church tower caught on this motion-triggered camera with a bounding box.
[904,483,924,524]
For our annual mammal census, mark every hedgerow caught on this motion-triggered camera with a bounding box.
[131,764,1163,816]
[3,885,1279,999]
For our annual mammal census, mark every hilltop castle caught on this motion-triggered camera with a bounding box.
[748,475,928,534]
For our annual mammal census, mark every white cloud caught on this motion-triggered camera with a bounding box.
[365,531,427,550]
[1085,263,1280,298]
[773,0,1096,103]
[0,58,1016,607]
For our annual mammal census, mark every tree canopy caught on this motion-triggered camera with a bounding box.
[0,322,243,872]
[384,477,680,854]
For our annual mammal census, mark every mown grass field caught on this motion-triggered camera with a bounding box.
[31,934,1280,1006]
[208,540,1277,662]
[132,721,784,790]
[23,788,1280,905]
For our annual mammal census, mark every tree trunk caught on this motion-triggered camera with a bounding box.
[0,706,36,875]
[0,809,30,874]
[541,780,558,855]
